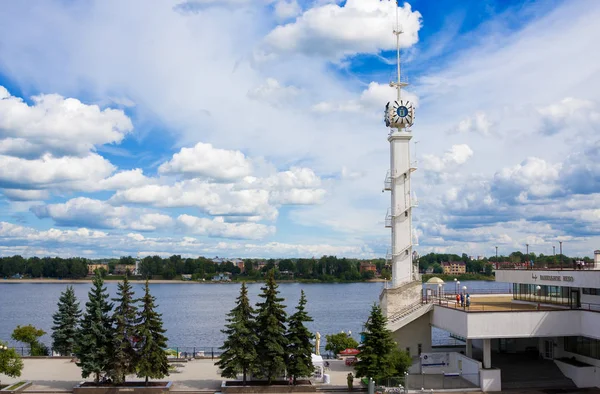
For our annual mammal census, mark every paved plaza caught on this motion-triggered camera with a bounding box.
[0,358,359,392]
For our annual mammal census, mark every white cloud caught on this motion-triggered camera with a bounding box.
[422,144,473,172]
[493,157,562,201]
[263,0,422,60]
[158,142,253,181]
[450,112,494,136]
[110,180,279,221]
[312,82,419,115]
[273,0,301,21]
[1,189,49,201]
[0,86,133,157]
[177,214,275,239]
[31,197,174,231]
[269,188,326,204]
[98,168,152,190]
[0,153,115,191]
[537,97,600,135]
[247,78,300,106]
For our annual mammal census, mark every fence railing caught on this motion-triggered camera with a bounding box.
[494,262,598,271]
[6,344,338,359]
[372,373,479,391]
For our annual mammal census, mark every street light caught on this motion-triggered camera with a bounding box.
[462,286,467,310]
[438,283,443,302]
[536,285,542,310]
[454,278,457,294]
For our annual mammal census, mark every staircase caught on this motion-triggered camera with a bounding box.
[387,302,433,332]
[492,353,577,390]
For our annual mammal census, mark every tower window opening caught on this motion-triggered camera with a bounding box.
[405,212,408,217]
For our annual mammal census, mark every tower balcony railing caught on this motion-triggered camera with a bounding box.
[385,209,392,228]
[383,170,392,191]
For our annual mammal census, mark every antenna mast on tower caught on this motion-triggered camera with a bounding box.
[390,1,407,103]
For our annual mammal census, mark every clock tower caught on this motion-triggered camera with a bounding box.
[379,10,422,317]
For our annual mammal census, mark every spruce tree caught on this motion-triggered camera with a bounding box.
[51,286,81,356]
[286,290,314,384]
[354,304,397,381]
[75,272,114,384]
[254,270,288,384]
[110,276,139,384]
[136,280,169,386]
[216,282,258,385]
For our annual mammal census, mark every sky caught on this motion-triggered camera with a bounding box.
[0,0,599,259]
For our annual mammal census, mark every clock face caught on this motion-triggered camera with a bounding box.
[397,106,409,118]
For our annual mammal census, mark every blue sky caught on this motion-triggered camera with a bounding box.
[0,0,599,259]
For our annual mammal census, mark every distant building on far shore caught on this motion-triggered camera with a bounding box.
[88,263,108,276]
[359,262,377,273]
[441,261,466,275]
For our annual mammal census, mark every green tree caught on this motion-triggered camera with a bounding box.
[51,286,81,356]
[76,272,114,384]
[325,333,359,355]
[0,341,24,378]
[484,263,493,276]
[136,281,169,385]
[254,270,288,384]
[216,283,258,385]
[354,304,396,381]
[286,290,314,384]
[11,324,48,356]
[390,348,412,376]
[110,276,139,384]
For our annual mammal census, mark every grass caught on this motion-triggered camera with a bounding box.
[5,382,26,391]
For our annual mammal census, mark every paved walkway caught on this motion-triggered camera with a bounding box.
[0,358,359,392]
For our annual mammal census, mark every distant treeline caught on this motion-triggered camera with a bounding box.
[0,255,389,282]
[1,250,593,281]
[418,251,594,275]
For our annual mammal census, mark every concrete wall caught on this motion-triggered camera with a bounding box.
[432,305,600,340]
[479,369,501,392]
[380,281,422,318]
[430,306,467,337]
[554,359,597,388]
[391,312,432,357]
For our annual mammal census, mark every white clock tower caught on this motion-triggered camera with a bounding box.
[379,9,422,317]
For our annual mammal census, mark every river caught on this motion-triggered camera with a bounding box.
[0,280,510,351]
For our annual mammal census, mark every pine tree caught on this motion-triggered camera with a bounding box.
[354,304,397,381]
[110,275,139,384]
[75,272,114,384]
[136,280,169,386]
[216,282,258,385]
[286,290,314,384]
[51,286,81,356]
[254,270,288,384]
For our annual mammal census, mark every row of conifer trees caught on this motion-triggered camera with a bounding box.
[51,273,169,385]
[217,271,314,385]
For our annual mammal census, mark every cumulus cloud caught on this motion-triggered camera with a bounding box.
[177,214,275,239]
[158,142,253,181]
[263,0,422,60]
[31,197,174,231]
[538,97,600,135]
[0,153,115,191]
[247,78,300,106]
[0,86,133,157]
[422,144,473,172]
[273,0,301,21]
[492,157,562,202]
[449,112,494,136]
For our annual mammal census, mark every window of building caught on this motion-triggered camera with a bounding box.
[418,344,422,355]
[582,288,599,295]
[564,336,600,360]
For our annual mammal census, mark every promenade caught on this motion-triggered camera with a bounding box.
[0,358,357,393]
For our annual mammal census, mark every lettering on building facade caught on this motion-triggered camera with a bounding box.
[537,275,575,282]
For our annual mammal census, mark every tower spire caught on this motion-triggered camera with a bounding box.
[390,0,407,104]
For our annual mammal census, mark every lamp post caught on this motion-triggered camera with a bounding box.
[457,281,460,296]
[536,285,541,310]
[438,283,443,303]
[454,278,457,295]
[462,286,467,310]
[559,241,563,268]
[0,344,7,387]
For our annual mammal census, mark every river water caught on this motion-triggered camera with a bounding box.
[0,280,510,350]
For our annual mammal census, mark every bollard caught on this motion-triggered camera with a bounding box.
[368,378,374,394]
